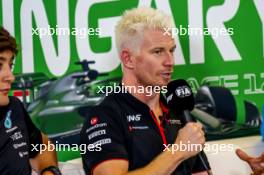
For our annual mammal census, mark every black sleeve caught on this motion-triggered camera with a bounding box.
[191,151,211,173]
[18,98,43,158]
[80,106,128,174]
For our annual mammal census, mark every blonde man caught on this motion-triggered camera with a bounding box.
[81,7,211,175]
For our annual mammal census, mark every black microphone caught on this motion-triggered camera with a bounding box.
[166,79,195,123]
[166,79,212,175]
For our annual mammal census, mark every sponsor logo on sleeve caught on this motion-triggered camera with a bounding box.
[90,116,99,125]
[88,129,106,140]
[92,138,111,146]
[86,123,107,133]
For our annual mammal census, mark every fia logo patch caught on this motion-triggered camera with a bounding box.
[4,110,12,129]
[175,86,191,98]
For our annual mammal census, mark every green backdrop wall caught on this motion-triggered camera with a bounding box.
[1,0,264,123]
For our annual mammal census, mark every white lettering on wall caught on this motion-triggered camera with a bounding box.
[207,0,241,61]
[20,0,70,76]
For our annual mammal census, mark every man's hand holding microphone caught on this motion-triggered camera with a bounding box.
[166,79,212,174]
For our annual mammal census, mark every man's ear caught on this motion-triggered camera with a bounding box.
[120,48,135,69]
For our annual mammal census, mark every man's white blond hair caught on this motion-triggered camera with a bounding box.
[115,7,174,54]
